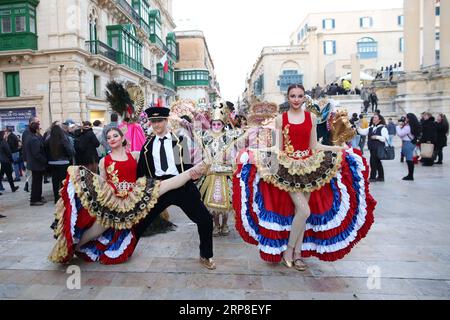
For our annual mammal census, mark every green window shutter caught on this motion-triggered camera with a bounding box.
[14,72,20,96]
[5,72,20,97]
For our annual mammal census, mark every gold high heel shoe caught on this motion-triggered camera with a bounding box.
[282,245,295,268]
[281,257,293,268]
[293,258,307,271]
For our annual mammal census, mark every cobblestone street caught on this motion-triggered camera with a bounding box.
[1,147,450,300]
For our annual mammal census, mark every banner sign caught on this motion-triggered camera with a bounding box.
[0,107,36,133]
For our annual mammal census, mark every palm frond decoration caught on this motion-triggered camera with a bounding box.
[105,80,133,117]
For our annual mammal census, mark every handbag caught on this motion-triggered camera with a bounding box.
[420,143,434,158]
[377,138,395,160]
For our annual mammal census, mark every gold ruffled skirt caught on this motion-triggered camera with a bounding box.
[253,149,343,193]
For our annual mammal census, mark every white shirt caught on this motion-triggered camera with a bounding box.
[152,132,180,176]
[358,125,390,145]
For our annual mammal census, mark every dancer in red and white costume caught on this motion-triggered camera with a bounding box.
[233,84,376,271]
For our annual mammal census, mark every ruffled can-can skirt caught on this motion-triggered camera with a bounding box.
[48,166,160,265]
[232,148,376,263]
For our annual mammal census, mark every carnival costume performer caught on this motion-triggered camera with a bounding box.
[106,81,147,152]
[49,125,208,265]
[134,106,217,270]
[233,84,376,271]
[195,101,245,236]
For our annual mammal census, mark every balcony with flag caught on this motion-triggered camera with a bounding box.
[157,57,176,92]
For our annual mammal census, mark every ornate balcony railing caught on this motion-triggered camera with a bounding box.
[143,67,152,79]
[85,40,117,62]
[116,0,140,26]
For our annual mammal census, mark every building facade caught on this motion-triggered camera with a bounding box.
[0,0,179,131]
[289,8,406,87]
[174,30,220,107]
[394,0,449,115]
[244,46,309,106]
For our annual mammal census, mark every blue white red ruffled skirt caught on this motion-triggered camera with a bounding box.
[232,148,376,262]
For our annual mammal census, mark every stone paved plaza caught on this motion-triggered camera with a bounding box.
[1,146,450,300]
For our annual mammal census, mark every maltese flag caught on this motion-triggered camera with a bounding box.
[160,53,169,73]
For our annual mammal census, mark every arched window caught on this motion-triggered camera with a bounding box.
[357,37,378,59]
[87,8,99,54]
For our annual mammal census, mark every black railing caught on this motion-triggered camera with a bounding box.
[85,40,117,62]
[116,0,141,26]
[143,67,152,79]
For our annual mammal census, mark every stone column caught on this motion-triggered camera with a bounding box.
[351,53,361,90]
[49,67,64,122]
[440,0,450,68]
[423,0,436,68]
[404,0,421,72]
[65,66,82,123]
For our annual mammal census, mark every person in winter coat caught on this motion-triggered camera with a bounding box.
[420,112,438,166]
[5,128,20,181]
[434,113,449,164]
[45,122,75,203]
[74,121,100,173]
[0,131,19,193]
[92,120,106,159]
[25,122,47,206]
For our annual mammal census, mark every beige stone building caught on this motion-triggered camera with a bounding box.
[174,30,220,107]
[245,4,445,114]
[289,8,406,87]
[245,8,408,107]
[392,0,449,115]
[0,0,179,132]
[244,46,309,106]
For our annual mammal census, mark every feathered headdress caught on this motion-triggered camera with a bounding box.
[105,80,134,120]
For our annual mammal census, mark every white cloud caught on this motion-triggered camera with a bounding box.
[173,0,403,103]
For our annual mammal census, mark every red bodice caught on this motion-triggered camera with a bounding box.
[282,111,312,159]
[104,152,137,197]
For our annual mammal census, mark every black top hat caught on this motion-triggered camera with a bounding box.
[145,107,170,119]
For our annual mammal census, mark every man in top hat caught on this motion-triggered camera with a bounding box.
[135,106,216,270]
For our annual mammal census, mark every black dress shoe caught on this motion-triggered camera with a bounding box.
[434,162,443,165]
[0,214,6,218]
[12,186,19,192]
[402,176,414,181]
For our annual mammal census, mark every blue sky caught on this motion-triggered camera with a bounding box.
[173,0,404,103]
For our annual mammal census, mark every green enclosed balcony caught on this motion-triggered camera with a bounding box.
[0,0,39,51]
[166,32,178,61]
[156,63,176,91]
[164,79,176,91]
[107,24,143,74]
[149,33,165,50]
[175,70,210,87]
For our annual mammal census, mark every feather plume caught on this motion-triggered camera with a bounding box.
[105,81,133,116]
